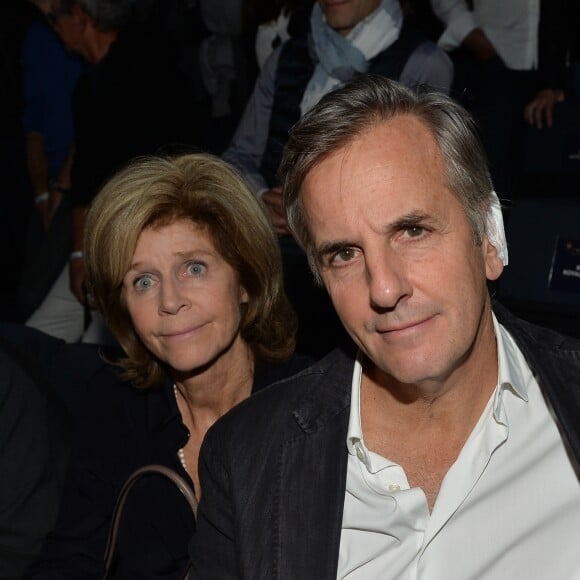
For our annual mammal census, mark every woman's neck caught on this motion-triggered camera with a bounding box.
[173,336,254,428]
[172,338,255,497]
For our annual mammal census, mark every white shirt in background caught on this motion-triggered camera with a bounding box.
[430,0,540,70]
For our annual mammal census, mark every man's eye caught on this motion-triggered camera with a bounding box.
[405,225,425,238]
[330,248,357,265]
[187,262,206,276]
[134,275,153,291]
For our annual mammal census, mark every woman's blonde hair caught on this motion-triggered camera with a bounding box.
[85,153,297,389]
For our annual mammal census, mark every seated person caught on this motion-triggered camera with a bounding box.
[0,322,118,420]
[0,341,70,579]
[25,153,307,579]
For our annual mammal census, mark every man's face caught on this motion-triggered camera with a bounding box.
[318,0,382,36]
[301,116,503,391]
[40,1,86,56]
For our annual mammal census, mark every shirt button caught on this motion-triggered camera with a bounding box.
[387,483,400,492]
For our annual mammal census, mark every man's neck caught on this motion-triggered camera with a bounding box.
[358,310,499,507]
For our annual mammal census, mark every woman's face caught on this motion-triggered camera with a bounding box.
[122,219,249,377]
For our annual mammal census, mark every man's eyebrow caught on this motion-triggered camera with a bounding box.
[386,212,433,233]
[314,212,435,261]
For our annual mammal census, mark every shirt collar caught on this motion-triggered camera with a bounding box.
[345,351,365,455]
[492,313,530,424]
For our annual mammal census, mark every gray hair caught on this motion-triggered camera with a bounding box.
[56,0,132,31]
[279,75,494,278]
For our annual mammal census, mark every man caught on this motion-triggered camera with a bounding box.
[189,76,580,578]
[27,0,198,342]
[19,0,82,319]
[224,0,453,356]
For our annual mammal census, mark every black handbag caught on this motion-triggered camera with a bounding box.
[102,464,198,580]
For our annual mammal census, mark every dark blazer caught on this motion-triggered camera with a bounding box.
[25,357,310,580]
[0,344,70,579]
[189,303,580,579]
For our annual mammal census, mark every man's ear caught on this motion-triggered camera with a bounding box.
[484,236,504,281]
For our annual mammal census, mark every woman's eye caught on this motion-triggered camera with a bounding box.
[134,275,153,291]
[187,262,205,276]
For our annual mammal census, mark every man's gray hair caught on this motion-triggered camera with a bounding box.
[56,0,132,31]
[279,75,494,278]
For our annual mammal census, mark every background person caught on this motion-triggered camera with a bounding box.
[26,0,199,343]
[26,153,305,579]
[0,341,70,579]
[429,0,569,194]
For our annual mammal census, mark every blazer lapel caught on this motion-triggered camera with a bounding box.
[494,302,580,462]
[273,348,354,580]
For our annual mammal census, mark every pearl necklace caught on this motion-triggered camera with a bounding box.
[173,385,188,472]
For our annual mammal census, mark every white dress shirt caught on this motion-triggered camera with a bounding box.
[337,315,580,579]
[430,0,540,70]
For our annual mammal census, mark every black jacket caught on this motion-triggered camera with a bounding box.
[190,303,580,579]
[0,343,70,579]
[25,357,310,579]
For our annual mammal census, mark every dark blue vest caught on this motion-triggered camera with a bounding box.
[260,23,426,187]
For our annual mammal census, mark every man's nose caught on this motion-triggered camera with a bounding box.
[366,251,412,311]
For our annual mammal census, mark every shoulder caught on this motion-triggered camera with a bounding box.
[22,22,66,65]
[204,348,355,451]
[23,21,55,48]
[81,363,163,414]
[0,346,50,429]
[76,364,170,447]
[252,353,315,393]
[410,39,451,66]
[494,302,580,356]
[404,39,453,93]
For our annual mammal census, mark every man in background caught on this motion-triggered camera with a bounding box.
[28,0,199,343]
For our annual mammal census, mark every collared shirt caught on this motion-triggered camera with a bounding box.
[430,0,540,70]
[337,315,580,579]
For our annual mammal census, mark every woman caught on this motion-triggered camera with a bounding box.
[27,153,304,578]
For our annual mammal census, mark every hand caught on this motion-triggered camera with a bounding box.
[69,257,87,305]
[524,89,565,129]
[47,189,64,223]
[262,186,291,236]
[35,189,64,231]
[463,28,496,61]
[36,198,51,231]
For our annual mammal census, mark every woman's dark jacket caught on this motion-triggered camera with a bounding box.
[25,357,309,579]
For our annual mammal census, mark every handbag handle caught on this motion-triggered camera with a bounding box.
[102,464,198,580]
